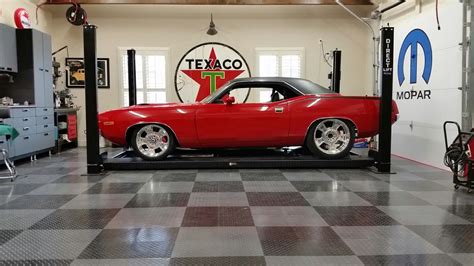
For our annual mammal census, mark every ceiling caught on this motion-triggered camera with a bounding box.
[44,0,374,5]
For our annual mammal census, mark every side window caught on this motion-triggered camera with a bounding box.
[221,85,296,104]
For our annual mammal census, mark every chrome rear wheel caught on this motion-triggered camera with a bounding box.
[306,119,355,159]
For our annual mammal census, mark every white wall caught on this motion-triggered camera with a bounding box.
[47,5,375,146]
[382,0,462,169]
[0,0,53,33]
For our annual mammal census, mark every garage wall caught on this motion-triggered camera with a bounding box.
[0,0,53,33]
[382,0,462,169]
[47,5,375,146]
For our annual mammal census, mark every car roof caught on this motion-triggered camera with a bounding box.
[228,77,332,95]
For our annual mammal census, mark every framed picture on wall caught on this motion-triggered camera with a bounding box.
[65,57,110,89]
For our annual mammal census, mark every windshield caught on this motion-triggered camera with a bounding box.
[200,82,231,103]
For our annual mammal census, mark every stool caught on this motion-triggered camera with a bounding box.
[0,148,16,182]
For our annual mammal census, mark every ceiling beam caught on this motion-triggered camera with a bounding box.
[45,0,372,5]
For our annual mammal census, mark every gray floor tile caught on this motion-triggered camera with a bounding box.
[409,191,474,205]
[377,206,471,225]
[0,209,55,229]
[78,228,179,259]
[369,171,426,182]
[0,230,23,245]
[0,259,73,265]
[358,254,461,266]
[126,193,190,208]
[301,192,372,206]
[0,195,19,205]
[333,226,442,255]
[354,192,431,206]
[291,181,348,192]
[265,256,363,266]
[0,195,76,209]
[243,181,297,192]
[439,205,474,223]
[72,258,170,266]
[172,227,263,257]
[407,225,474,253]
[282,171,334,181]
[241,172,286,181]
[0,184,45,195]
[251,206,328,226]
[390,180,451,191]
[101,173,153,183]
[138,182,194,193]
[28,183,93,195]
[0,229,101,260]
[30,209,120,229]
[413,171,454,180]
[449,253,474,265]
[60,194,135,209]
[192,181,244,192]
[170,257,264,265]
[338,181,402,192]
[106,207,186,228]
[188,192,248,207]
[196,171,242,181]
[14,174,64,184]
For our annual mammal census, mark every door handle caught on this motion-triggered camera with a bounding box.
[275,107,284,113]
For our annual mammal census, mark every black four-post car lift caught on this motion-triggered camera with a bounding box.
[82,25,395,174]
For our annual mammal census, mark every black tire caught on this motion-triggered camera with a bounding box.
[305,118,355,159]
[130,124,175,161]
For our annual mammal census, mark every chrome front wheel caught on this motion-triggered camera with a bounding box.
[306,119,355,159]
[131,124,175,160]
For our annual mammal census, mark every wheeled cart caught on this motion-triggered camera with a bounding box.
[443,121,474,193]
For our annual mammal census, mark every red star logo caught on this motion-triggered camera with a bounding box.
[181,48,245,101]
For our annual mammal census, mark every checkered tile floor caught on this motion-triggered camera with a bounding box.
[0,148,473,265]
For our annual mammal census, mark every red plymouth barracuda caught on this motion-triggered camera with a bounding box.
[99,77,399,160]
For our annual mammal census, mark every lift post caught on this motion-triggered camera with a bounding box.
[83,25,103,174]
[376,26,394,173]
[127,49,137,106]
[331,49,342,93]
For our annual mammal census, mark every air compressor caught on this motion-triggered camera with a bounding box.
[443,121,474,193]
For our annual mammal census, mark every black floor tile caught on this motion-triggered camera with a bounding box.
[314,206,400,226]
[125,193,190,208]
[169,256,266,265]
[192,181,245,192]
[0,184,44,195]
[407,225,474,253]
[85,183,144,194]
[291,181,348,192]
[181,207,254,227]
[257,226,353,256]
[78,228,179,259]
[358,254,462,266]
[53,174,106,183]
[0,195,76,209]
[355,192,431,206]
[30,209,120,229]
[0,230,22,245]
[0,260,73,266]
[153,173,197,182]
[247,192,310,206]
[439,205,474,223]
[241,172,286,181]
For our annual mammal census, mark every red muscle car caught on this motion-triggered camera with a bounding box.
[98,77,399,160]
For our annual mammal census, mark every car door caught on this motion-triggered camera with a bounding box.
[195,82,290,148]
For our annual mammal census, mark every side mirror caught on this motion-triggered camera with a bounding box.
[225,96,235,105]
